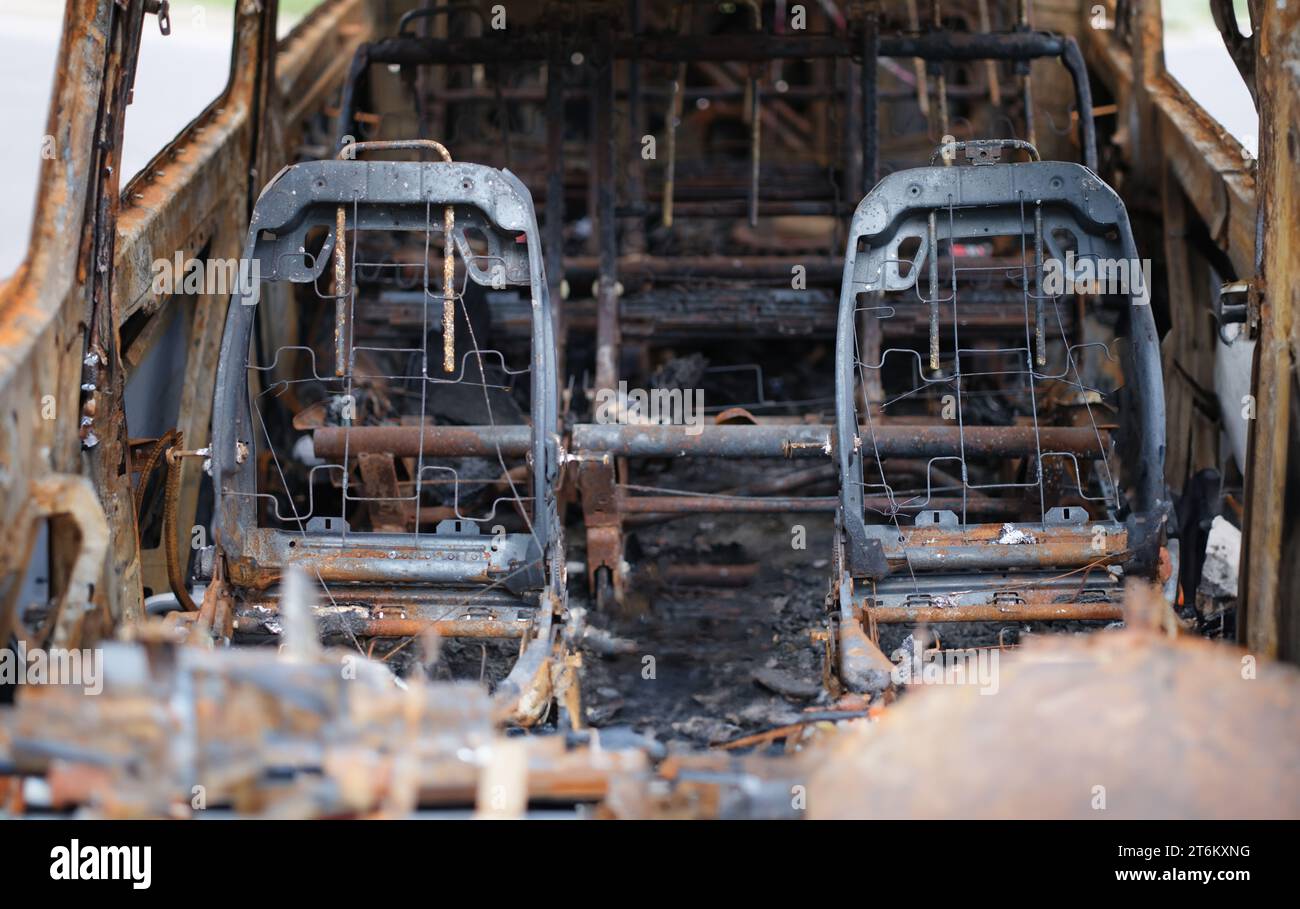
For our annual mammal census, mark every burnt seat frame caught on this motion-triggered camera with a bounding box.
[830,149,1167,681]
[210,159,563,613]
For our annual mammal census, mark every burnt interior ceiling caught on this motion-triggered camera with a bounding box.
[0,0,1296,819]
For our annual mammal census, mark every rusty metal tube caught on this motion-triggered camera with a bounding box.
[332,139,456,371]
[931,1,950,141]
[313,424,531,458]
[316,423,1108,461]
[618,494,1020,515]
[334,206,349,376]
[662,562,758,587]
[573,423,1110,459]
[442,201,455,373]
[883,538,1123,572]
[621,495,837,513]
[575,424,831,458]
[868,602,1122,623]
[1034,203,1046,366]
[358,617,531,638]
[978,0,1001,106]
[928,210,940,369]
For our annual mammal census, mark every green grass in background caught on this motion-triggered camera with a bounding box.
[277,0,323,15]
[1162,0,1251,37]
[187,0,322,16]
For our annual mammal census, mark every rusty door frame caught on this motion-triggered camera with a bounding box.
[0,0,371,646]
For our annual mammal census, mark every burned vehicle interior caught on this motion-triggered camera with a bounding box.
[829,143,1166,689]
[1,0,1299,822]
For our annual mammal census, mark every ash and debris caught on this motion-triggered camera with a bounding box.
[315,634,521,689]
[574,504,835,748]
[430,638,520,688]
[273,449,1134,747]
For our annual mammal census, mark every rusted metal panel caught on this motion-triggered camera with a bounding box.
[1159,168,1222,490]
[1083,5,1257,279]
[0,1,122,634]
[0,0,379,647]
[1242,0,1300,659]
[278,0,373,127]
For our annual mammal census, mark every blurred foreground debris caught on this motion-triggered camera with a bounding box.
[808,623,1300,819]
[0,631,646,818]
[5,590,1299,819]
